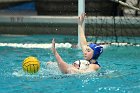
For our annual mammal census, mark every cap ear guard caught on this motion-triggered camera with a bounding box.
[89,43,103,60]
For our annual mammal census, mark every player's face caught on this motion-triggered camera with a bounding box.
[84,46,94,61]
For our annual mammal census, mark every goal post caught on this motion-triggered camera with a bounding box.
[78,0,85,48]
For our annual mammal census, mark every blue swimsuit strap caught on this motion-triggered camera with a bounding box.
[89,61,100,67]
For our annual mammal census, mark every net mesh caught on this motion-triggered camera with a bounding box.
[86,0,140,46]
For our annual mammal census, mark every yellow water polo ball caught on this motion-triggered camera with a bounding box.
[22,56,40,74]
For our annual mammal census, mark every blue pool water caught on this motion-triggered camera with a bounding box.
[0,35,140,93]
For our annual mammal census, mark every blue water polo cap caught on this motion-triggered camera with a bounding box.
[89,43,103,60]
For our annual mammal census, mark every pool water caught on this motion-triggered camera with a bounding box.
[0,35,140,93]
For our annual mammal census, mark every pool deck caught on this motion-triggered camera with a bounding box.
[0,16,140,36]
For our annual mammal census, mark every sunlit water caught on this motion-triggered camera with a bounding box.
[0,35,140,93]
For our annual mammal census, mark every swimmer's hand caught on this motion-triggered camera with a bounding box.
[78,13,86,25]
[52,38,56,54]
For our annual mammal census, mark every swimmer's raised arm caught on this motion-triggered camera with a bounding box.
[51,38,69,74]
[78,13,88,53]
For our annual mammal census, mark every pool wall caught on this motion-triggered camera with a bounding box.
[0,16,140,36]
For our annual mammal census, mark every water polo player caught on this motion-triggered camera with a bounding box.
[51,13,103,74]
